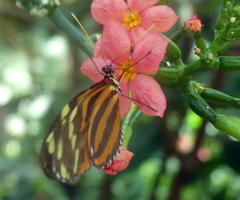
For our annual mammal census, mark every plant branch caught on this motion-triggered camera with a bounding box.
[48,8,93,57]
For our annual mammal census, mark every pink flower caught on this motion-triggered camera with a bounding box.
[80,21,167,117]
[91,0,178,41]
[184,15,202,32]
[102,146,134,175]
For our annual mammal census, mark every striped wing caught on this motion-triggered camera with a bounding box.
[40,80,122,182]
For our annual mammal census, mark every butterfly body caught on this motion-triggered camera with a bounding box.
[40,66,122,182]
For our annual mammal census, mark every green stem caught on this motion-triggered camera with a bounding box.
[156,60,203,81]
[170,28,186,41]
[48,8,93,57]
[183,60,203,75]
[194,33,207,51]
[157,67,183,79]
[215,39,236,54]
[122,105,141,147]
[210,28,236,54]
[157,55,233,82]
[166,39,182,60]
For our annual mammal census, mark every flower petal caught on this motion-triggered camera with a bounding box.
[91,0,128,24]
[132,33,169,74]
[119,80,131,117]
[141,5,178,32]
[93,36,104,57]
[129,26,147,44]
[102,146,134,175]
[80,58,112,82]
[95,20,131,64]
[130,74,166,117]
[127,0,159,11]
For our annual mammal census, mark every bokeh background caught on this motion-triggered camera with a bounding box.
[1,0,240,200]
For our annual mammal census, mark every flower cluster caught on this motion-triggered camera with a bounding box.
[80,0,178,175]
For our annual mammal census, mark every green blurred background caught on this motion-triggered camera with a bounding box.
[1,0,240,199]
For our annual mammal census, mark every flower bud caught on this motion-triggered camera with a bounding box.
[102,146,134,175]
[184,16,202,32]
[166,40,182,60]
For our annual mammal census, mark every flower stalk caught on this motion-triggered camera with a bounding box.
[122,105,141,147]
[48,8,93,57]
[194,33,207,52]
[166,38,182,60]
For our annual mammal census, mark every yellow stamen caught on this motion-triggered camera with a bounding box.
[120,60,136,81]
[123,11,141,30]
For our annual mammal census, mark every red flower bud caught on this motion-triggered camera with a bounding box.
[102,146,134,175]
[184,15,202,32]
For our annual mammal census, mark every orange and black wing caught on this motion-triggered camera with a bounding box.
[40,80,122,182]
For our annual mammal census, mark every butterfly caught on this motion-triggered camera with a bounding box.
[40,65,123,182]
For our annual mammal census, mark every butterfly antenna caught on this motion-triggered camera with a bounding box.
[132,50,152,67]
[119,90,158,112]
[71,13,110,71]
[71,13,94,46]
[118,68,157,113]
[102,57,109,67]
[109,22,158,113]
[117,50,152,81]
[71,13,105,76]
[91,57,105,76]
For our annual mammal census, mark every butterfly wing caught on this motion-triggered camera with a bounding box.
[40,80,122,182]
[88,82,122,168]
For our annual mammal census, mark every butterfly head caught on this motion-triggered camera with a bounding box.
[102,65,115,75]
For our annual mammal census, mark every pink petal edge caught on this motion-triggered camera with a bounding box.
[130,74,166,117]
[91,0,128,24]
[141,5,178,32]
[119,80,131,118]
[95,20,131,64]
[127,0,159,12]
[80,58,112,83]
[102,146,134,175]
[129,26,147,44]
[132,33,169,74]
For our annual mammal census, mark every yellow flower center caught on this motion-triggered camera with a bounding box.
[119,60,136,81]
[123,11,141,30]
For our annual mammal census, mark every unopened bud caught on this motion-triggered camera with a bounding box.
[195,48,201,54]
[184,16,202,32]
